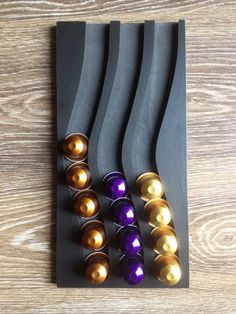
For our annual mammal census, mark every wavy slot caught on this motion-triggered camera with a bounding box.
[156,20,189,287]
[56,22,109,287]
[88,21,143,286]
[122,21,179,287]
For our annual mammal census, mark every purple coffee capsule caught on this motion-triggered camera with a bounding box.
[103,172,128,201]
[110,197,136,227]
[118,226,142,255]
[121,255,145,285]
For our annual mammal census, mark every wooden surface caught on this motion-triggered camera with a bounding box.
[0,1,236,313]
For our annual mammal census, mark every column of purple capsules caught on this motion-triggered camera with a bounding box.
[63,133,109,285]
[103,172,145,285]
[136,172,181,286]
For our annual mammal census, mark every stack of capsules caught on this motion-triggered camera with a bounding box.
[63,133,110,284]
[136,172,181,285]
[103,172,145,285]
[62,134,181,286]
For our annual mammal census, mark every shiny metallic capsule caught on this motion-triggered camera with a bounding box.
[81,221,107,250]
[155,255,181,285]
[110,197,136,226]
[63,133,88,162]
[66,162,91,190]
[85,252,109,284]
[144,198,171,227]
[118,226,142,256]
[74,190,100,218]
[136,172,163,202]
[121,255,145,285]
[151,226,178,255]
[103,172,128,201]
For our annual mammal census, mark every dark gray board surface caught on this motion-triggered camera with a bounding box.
[56,20,189,288]
[56,22,109,287]
[122,20,189,287]
[88,21,144,286]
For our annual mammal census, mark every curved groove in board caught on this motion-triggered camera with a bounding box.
[66,24,109,137]
[56,22,87,287]
[122,21,179,287]
[57,22,86,141]
[56,22,109,287]
[88,21,143,286]
[155,20,189,287]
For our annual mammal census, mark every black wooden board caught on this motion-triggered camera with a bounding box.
[56,20,189,288]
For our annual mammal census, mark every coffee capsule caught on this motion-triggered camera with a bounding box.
[118,226,142,256]
[151,226,178,255]
[121,255,145,285]
[63,133,88,162]
[103,172,128,200]
[74,190,100,218]
[110,197,136,226]
[66,162,91,190]
[136,172,163,201]
[81,221,107,250]
[85,252,109,284]
[144,199,171,227]
[155,255,181,285]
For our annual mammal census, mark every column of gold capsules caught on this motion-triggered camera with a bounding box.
[136,172,181,285]
[63,133,109,284]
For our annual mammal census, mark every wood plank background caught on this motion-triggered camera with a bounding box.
[0,1,235,313]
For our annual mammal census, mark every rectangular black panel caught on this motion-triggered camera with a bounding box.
[56,21,189,288]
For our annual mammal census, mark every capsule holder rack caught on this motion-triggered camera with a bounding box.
[56,20,189,288]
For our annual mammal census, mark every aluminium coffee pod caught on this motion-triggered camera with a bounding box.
[144,198,171,227]
[151,226,178,255]
[74,190,100,218]
[63,133,88,162]
[155,255,181,285]
[85,252,109,284]
[66,162,91,190]
[103,172,128,201]
[136,172,163,201]
[121,255,145,285]
[81,221,107,250]
[110,197,136,226]
[118,226,142,256]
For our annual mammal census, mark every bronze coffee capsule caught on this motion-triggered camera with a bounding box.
[155,255,181,285]
[136,172,163,201]
[66,162,91,190]
[151,226,178,255]
[81,221,107,250]
[63,133,88,162]
[74,190,100,218]
[144,199,171,227]
[85,252,109,284]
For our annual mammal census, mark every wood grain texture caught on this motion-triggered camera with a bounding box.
[0,0,235,313]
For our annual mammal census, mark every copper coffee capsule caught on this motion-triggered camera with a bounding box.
[63,133,88,162]
[144,199,171,227]
[136,172,163,201]
[74,190,100,218]
[155,255,181,285]
[85,252,109,284]
[66,162,91,190]
[151,226,178,255]
[81,221,107,250]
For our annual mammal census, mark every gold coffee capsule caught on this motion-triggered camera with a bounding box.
[144,199,171,227]
[66,162,91,190]
[155,255,181,285]
[63,133,88,162]
[74,190,100,218]
[151,226,178,255]
[85,252,109,284]
[81,221,107,250]
[136,172,163,201]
